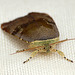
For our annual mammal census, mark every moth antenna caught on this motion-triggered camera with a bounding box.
[50,38,75,45]
[10,46,44,55]
[10,52,18,55]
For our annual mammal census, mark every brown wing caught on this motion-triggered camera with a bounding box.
[1,12,59,42]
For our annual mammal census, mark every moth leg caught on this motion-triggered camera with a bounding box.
[51,49,73,63]
[23,49,46,63]
[23,50,39,63]
[10,48,36,55]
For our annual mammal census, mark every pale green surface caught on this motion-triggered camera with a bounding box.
[31,37,59,46]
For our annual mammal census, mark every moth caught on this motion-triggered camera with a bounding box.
[1,12,75,63]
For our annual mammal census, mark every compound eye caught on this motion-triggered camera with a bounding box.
[50,46,52,48]
[44,47,45,49]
